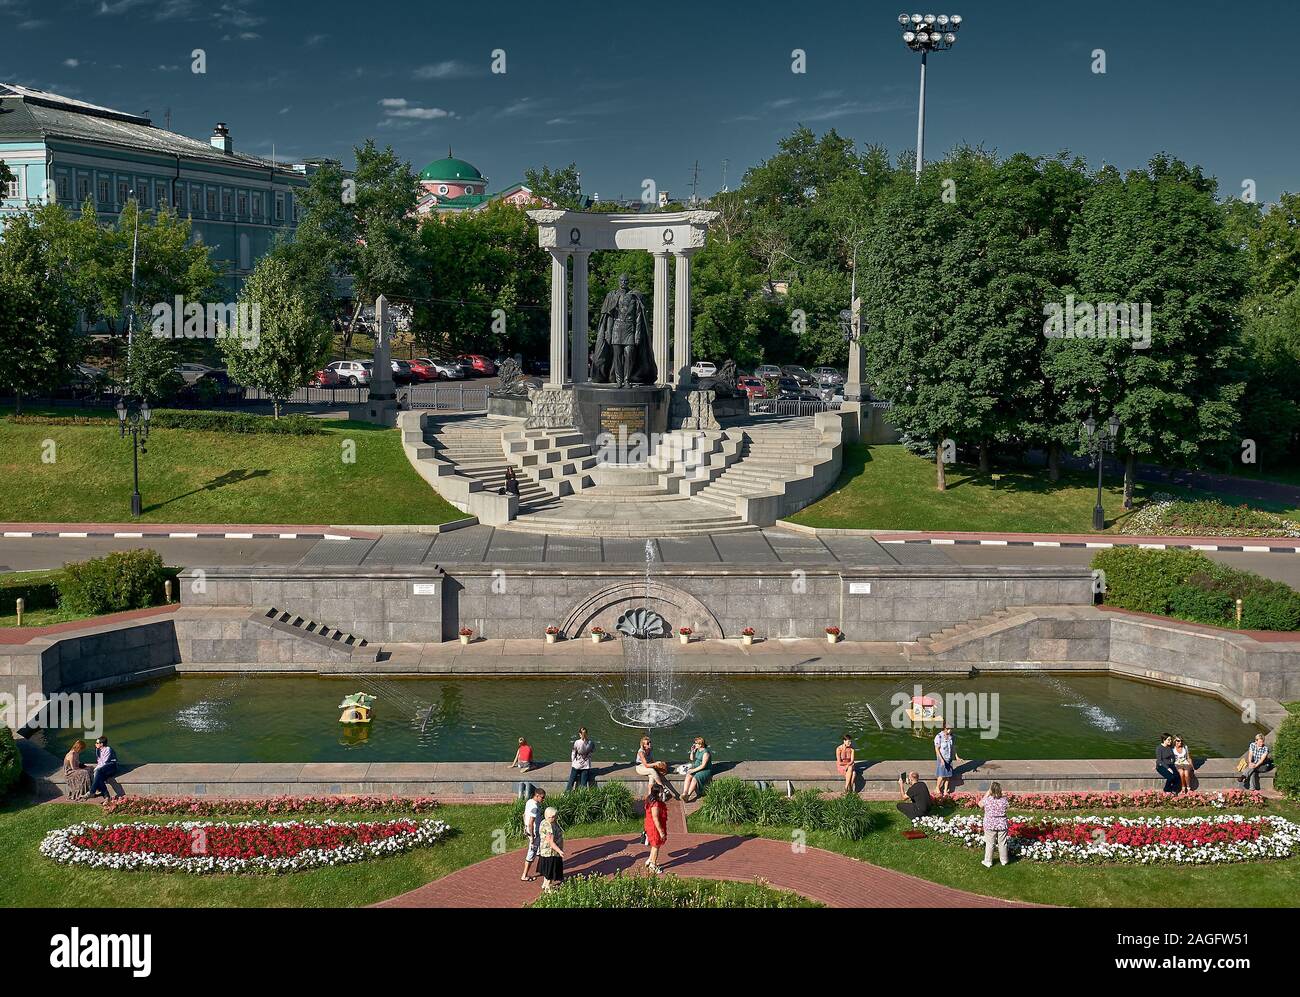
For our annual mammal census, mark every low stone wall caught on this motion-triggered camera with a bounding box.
[20,754,1268,798]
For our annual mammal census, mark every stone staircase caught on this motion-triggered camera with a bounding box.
[688,414,842,526]
[502,426,599,498]
[904,608,1036,660]
[424,415,559,513]
[261,607,375,655]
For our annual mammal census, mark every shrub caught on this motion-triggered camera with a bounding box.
[751,787,792,827]
[1092,547,1300,631]
[57,549,169,616]
[506,783,636,839]
[787,788,827,831]
[531,873,818,908]
[0,571,61,615]
[695,778,758,825]
[821,792,878,841]
[146,409,323,435]
[1274,713,1300,799]
[0,727,22,800]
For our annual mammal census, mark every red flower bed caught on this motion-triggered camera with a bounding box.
[72,820,423,860]
[1009,818,1266,849]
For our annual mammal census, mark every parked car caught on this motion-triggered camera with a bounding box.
[178,368,243,403]
[690,360,717,378]
[781,365,814,387]
[407,358,441,381]
[753,364,781,380]
[175,362,216,386]
[812,367,844,386]
[775,375,821,400]
[327,360,372,386]
[309,367,341,388]
[390,359,418,385]
[737,375,767,399]
[426,357,465,380]
[456,354,496,377]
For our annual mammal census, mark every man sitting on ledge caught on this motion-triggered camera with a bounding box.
[897,771,931,820]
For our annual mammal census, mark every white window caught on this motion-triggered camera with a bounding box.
[78,176,90,200]
[4,174,18,199]
[238,192,248,215]
[189,188,200,213]
[222,190,232,214]
[157,182,168,208]
[97,177,109,203]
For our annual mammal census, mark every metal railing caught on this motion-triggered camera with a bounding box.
[749,396,845,417]
[405,383,489,411]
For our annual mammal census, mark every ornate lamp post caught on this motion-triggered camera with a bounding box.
[897,13,963,178]
[116,397,151,517]
[1083,413,1120,531]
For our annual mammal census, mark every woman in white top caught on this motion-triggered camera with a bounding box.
[565,726,594,792]
[635,735,679,800]
[1173,736,1194,794]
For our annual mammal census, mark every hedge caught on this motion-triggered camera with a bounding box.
[57,549,171,617]
[1092,547,1300,632]
[0,571,61,615]
[146,410,323,435]
[531,872,818,908]
[0,727,22,801]
[1274,712,1300,799]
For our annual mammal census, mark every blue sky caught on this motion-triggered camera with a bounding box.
[2,0,1296,202]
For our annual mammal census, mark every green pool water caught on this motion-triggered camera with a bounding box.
[35,672,1263,765]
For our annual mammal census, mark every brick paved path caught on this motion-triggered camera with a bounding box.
[377,802,1031,908]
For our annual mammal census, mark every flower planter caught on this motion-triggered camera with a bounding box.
[742,634,754,647]
[826,633,840,644]
[679,634,690,645]
[459,635,471,646]
[590,634,602,644]
[545,633,557,644]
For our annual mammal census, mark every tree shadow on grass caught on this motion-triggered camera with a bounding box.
[145,468,271,513]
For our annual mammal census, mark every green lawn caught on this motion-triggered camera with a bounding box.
[789,443,1300,533]
[0,796,633,908]
[0,413,460,526]
[690,798,1300,908]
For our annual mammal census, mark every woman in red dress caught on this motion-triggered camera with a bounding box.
[643,783,669,874]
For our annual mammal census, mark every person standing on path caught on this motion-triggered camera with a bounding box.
[537,806,565,892]
[643,784,669,875]
[1156,733,1179,793]
[836,734,856,793]
[979,781,1010,868]
[934,726,960,796]
[565,726,594,792]
[521,787,546,882]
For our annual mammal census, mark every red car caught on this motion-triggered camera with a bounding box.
[407,358,441,381]
[737,376,767,399]
[309,368,341,387]
[456,354,496,377]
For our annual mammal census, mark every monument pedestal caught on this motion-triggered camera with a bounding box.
[571,383,669,462]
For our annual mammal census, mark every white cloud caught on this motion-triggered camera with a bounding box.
[413,60,475,80]
[379,97,453,120]
[304,33,327,47]
[62,58,80,68]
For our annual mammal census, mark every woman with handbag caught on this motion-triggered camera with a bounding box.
[635,735,680,800]
[643,784,669,874]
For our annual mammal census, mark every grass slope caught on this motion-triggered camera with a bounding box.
[790,444,1300,533]
[0,413,460,526]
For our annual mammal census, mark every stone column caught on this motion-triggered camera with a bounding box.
[369,294,395,400]
[844,295,866,401]
[652,251,671,385]
[547,249,569,387]
[570,250,590,383]
[671,249,695,387]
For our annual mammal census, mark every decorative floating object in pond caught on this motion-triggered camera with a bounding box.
[616,607,670,640]
[338,692,376,725]
[905,694,942,726]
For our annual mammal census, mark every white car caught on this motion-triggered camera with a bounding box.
[690,360,717,378]
[326,360,372,386]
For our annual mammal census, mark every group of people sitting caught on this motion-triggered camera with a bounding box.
[62,736,118,800]
[510,730,714,803]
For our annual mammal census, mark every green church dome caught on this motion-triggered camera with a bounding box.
[419,149,484,182]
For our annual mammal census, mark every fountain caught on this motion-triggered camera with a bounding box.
[599,541,699,730]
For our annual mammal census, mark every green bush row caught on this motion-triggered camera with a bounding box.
[0,572,61,613]
[1092,547,1300,632]
[146,410,323,435]
[57,549,172,617]
[695,778,879,840]
[1273,711,1300,798]
[531,872,818,908]
[506,783,637,838]
[0,728,22,801]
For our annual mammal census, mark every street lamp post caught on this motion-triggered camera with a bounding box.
[1083,414,1120,531]
[126,188,140,368]
[116,397,151,518]
[897,13,963,179]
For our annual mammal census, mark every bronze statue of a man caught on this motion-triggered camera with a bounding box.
[593,273,656,386]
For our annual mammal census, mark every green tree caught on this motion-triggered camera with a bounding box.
[219,249,333,417]
[523,163,583,210]
[1047,155,1245,506]
[0,210,80,412]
